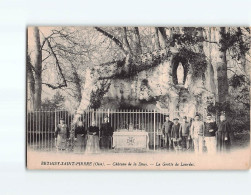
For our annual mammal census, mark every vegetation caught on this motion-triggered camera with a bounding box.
[27,27,250,133]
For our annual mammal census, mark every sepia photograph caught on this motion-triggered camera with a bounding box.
[26,26,250,170]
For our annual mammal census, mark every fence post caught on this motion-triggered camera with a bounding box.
[54,109,57,151]
[154,109,156,151]
[108,108,110,119]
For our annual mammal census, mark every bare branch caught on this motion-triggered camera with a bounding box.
[94,27,128,55]
[45,39,68,89]
[42,54,51,62]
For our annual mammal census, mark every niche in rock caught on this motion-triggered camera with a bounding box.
[172,55,189,85]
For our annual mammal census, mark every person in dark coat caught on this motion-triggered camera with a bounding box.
[204,114,218,154]
[55,118,69,151]
[217,112,232,152]
[74,121,87,153]
[85,120,100,154]
[161,115,174,150]
[171,118,181,151]
[100,116,114,150]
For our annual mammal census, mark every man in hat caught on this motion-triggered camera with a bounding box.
[204,113,218,154]
[217,111,232,152]
[179,116,190,151]
[190,114,204,154]
[100,116,114,151]
[171,118,182,151]
[161,115,174,150]
[55,118,69,151]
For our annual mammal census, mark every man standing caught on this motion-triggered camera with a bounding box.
[161,115,174,150]
[100,116,114,151]
[190,114,204,154]
[217,112,232,152]
[204,114,218,154]
[179,116,190,151]
[171,118,181,151]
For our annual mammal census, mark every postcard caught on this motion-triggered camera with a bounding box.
[26,27,250,170]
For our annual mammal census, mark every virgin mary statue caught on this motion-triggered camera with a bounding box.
[177,62,184,85]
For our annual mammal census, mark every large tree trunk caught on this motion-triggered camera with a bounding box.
[217,27,229,104]
[26,28,35,111]
[71,63,82,103]
[26,54,35,111]
[33,27,42,110]
[206,27,217,95]
[133,27,142,55]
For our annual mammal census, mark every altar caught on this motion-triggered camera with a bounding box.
[113,130,149,151]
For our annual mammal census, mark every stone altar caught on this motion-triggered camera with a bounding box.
[113,130,149,150]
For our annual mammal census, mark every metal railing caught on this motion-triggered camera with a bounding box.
[26,108,183,151]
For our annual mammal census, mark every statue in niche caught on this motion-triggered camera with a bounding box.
[177,62,184,85]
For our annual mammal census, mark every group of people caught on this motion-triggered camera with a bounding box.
[55,111,232,154]
[161,112,232,154]
[55,116,114,153]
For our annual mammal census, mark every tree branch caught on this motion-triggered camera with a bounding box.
[94,27,128,55]
[45,39,68,89]
[42,53,51,62]
[42,82,67,89]
[122,27,133,56]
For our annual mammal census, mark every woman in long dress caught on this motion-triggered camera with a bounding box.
[74,121,87,153]
[85,120,100,154]
[55,118,69,151]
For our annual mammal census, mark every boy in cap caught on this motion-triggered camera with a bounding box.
[161,114,174,150]
[179,116,190,151]
[204,113,217,154]
[171,118,181,151]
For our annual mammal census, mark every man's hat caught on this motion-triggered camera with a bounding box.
[173,118,179,121]
[182,116,187,119]
[195,113,200,117]
[207,113,212,117]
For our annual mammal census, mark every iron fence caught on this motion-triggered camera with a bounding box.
[26,108,184,151]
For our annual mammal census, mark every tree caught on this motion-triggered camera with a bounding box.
[217,27,229,104]
[33,27,42,110]
[27,27,89,111]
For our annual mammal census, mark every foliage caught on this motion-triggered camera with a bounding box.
[41,91,65,110]
[229,74,246,88]
[171,27,204,46]
[177,47,207,78]
[90,81,111,109]
[219,28,250,56]
[172,28,207,79]
[229,109,250,133]
[207,101,231,115]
